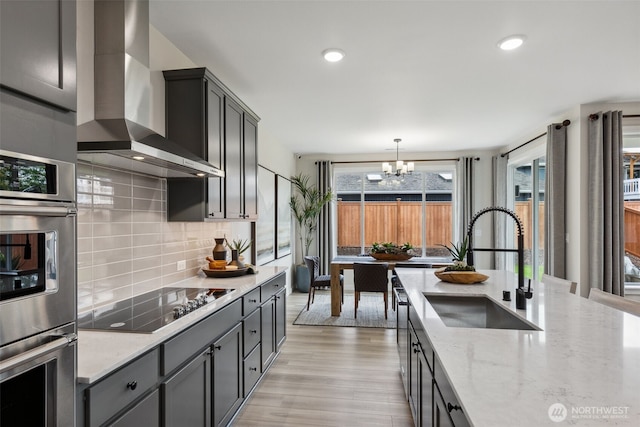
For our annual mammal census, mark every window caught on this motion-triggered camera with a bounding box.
[334,163,457,258]
[623,116,640,291]
[507,147,545,280]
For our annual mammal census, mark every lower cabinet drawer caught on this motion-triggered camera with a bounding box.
[243,309,261,357]
[162,299,242,375]
[243,344,262,397]
[261,272,285,302]
[243,288,261,315]
[86,349,159,427]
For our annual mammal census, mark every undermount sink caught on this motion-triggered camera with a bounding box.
[424,294,541,331]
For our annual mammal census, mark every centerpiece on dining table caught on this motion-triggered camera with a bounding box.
[369,242,414,261]
[435,237,488,284]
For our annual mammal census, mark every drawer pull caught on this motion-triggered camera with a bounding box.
[126,381,137,391]
[249,299,257,303]
[249,367,257,372]
[250,329,258,334]
[447,403,462,413]
[215,345,222,350]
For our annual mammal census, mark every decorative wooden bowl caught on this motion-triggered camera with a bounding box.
[202,267,248,278]
[370,252,413,261]
[434,267,489,284]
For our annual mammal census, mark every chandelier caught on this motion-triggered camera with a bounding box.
[382,138,414,177]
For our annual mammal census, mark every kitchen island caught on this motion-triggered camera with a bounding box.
[396,268,640,426]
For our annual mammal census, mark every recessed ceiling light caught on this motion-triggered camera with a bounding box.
[497,35,526,51]
[132,155,145,161]
[322,48,345,62]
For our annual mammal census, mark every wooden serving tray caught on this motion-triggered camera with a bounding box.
[434,268,489,284]
[202,267,248,278]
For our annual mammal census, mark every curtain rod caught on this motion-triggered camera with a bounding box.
[500,119,570,158]
[331,157,477,165]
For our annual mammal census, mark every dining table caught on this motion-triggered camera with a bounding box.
[329,256,450,316]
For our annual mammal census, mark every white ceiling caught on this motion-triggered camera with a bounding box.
[150,0,640,156]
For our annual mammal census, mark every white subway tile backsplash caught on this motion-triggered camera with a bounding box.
[77,164,237,312]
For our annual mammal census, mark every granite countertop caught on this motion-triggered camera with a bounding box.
[396,268,640,426]
[77,266,288,385]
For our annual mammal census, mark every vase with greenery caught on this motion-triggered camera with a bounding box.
[437,237,476,271]
[289,173,333,291]
[225,237,251,268]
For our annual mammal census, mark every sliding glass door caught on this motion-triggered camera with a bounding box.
[508,155,545,279]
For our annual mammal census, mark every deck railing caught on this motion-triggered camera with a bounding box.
[624,178,640,200]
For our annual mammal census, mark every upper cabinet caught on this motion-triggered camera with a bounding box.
[163,67,259,221]
[0,0,77,111]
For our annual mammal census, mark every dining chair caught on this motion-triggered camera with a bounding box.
[588,288,640,317]
[353,262,389,319]
[304,256,343,311]
[541,274,578,294]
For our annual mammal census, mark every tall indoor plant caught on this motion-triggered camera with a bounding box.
[289,173,333,291]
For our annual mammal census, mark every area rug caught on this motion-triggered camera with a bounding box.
[293,292,397,329]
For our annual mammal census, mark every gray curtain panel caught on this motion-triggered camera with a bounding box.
[316,160,333,275]
[544,123,568,278]
[588,111,625,296]
[457,157,475,239]
[492,155,508,270]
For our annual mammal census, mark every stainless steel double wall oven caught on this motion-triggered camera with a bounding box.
[0,149,77,426]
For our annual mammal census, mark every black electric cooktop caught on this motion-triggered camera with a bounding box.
[78,287,234,333]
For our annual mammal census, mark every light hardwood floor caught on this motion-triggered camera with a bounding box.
[232,291,414,427]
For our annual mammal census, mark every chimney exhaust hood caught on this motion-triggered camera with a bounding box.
[77,0,223,179]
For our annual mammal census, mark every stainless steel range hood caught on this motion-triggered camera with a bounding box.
[77,0,223,179]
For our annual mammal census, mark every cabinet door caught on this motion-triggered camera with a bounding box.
[434,389,455,427]
[162,349,211,427]
[0,0,76,111]
[242,114,259,220]
[275,289,286,350]
[206,80,225,218]
[408,323,420,423]
[224,98,244,219]
[212,323,243,427]
[110,390,160,427]
[418,351,433,427]
[260,298,276,371]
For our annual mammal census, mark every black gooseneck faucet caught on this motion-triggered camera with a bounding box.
[466,207,531,309]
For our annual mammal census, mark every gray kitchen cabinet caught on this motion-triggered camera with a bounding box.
[260,296,276,371]
[164,67,259,221]
[407,306,469,427]
[212,323,243,427]
[0,0,77,111]
[433,354,469,427]
[164,68,225,220]
[110,390,160,427]
[260,273,287,370]
[242,114,259,220]
[433,391,455,427]
[79,272,286,427]
[275,287,287,350]
[408,320,433,427]
[162,349,211,427]
[85,350,159,427]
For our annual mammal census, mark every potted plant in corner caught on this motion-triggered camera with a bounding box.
[289,173,333,292]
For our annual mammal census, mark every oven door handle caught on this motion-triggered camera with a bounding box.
[0,334,77,375]
[0,204,76,217]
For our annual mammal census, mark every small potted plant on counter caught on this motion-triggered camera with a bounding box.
[226,237,252,269]
[369,242,414,261]
[437,237,475,271]
[435,237,489,283]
